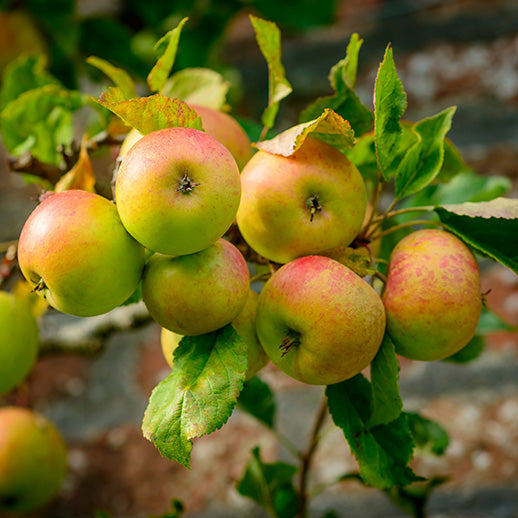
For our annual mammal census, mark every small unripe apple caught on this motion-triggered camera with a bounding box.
[161,289,269,379]
[236,137,368,264]
[18,190,146,317]
[256,255,386,385]
[142,239,250,336]
[0,291,39,395]
[116,127,241,256]
[0,406,67,512]
[383,229,482,361]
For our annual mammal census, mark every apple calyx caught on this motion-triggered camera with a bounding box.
[32,278,47,298]
[307,195,322,222]
[280,329,301,356]
[176,172,200,193]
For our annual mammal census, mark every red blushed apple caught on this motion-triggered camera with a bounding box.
[383,229,482,361]
[0,407,67,513]
[256,255,386,385]
[236,137,368,264]
[115,127,241,256]
[142,238,250,336]
[18,190,146,317]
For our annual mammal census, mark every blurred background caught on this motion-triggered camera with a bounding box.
[1,1,518,517]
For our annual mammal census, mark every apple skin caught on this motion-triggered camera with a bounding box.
[0,406,67,513]
[118,104,253,170]
[116,127,241,256]
[17,190,146,317]
[382,229,482,361]
[255,255,386,385]
[142,239,250,336]
[236,137,368,264]
[160,289,269,379]
[0,291,39,395]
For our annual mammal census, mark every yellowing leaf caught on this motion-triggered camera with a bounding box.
[55,135,96,193]
[320,246,376,278]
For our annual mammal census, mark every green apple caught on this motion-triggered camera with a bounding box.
[0,291,39,395]
[383,229,482,361]
[115,127,241,256]
[236,137,367,264]
[142,238,250,336]
[0,406,67,513]
[256,255,386,385]
[17,190,146,317]
[160,289,269,379]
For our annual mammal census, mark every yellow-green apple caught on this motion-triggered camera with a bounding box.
[0,406,67,512]
[142,238,250,335]
[118,104,253,170]
[255,255,386,385]
[236,137,368,264]
[382,229,482,361]
[0,291,39,395]
[17,190,146,317]
[115,127,241,256]
[160,289,269,379]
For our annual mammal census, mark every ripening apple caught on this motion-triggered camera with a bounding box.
[255,255,386,385]
[382,229,482,361]
[161,289,269,379]
[236,137,368,264]
[0,291,39,395]
[0,406,68,513]
[142,238,250,336]
[115,127,241,256]
[118,104,253,170]
[17,190,146,317]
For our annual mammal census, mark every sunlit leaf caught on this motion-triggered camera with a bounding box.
[86,56,137,99]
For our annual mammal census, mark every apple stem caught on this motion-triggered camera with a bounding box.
[176,172,200,193]
[280,330,300,356]
[307,195,322,222]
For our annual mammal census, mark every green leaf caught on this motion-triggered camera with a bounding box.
[374,45,407,180]
[434,198,518,274]
[0,84,84,167]
[256,108,354,156]
[142,325,247,468]
[94,89,202,134]
[238,376,276,428]
[368,334,403,427]
[443,335,485,364]
[161,67,230,110]
[326,375,422,489]
[236,447,298,518]
[436,138,472,183]
[250,15,292,130]
[147,17,189,93]
[395,106,456,199]
[476,305,517,334]
[86,56,137,99]
[405,412,449,456]
[148,499,184,518]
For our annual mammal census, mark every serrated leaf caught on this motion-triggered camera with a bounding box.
[405,412,449,456]
[326,375,422,489]
[147,18,189,93]
[436,138,472,182]
[368,334,403,427]
[161,67,230,110]
[142,325,247,468]
[55,135,96,192]
[236,447,298,518]
[95,89,202,134]
[374,45,407,180]
[395,106,456,199]
[250,15,292,130]
[434,198,518,274]
[238,376,276,428]
[256,109,354,156]
[86,56,137,99]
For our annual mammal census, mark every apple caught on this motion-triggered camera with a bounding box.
[382,229,482,361]
[142,238,250,336]
[0,406,67,512]
[118,104,253,170]
[115,127,241,256]
[0,291,39,395]
[236,137,368,264]
[160,288,269,379]
[255,255,386,385]
[17,190,146,317]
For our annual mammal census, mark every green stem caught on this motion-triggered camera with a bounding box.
[249,271,272,284]
[371,205,434,224]
[372,219,445,241]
